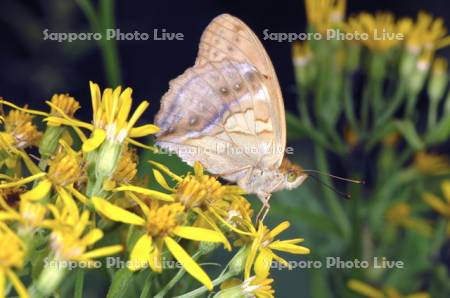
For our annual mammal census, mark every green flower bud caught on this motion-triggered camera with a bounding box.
[400,51,418,80]
[428,57,448,102]
[39,126,64,159]
[213,285,244,298]
[408,54,431,97]
[228,246,249,275]
[95,140,122,180]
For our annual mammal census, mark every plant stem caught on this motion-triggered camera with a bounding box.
[173,271,235,298]
[314,144,350,240]
[139,271,154,298]
[154,251,202,298]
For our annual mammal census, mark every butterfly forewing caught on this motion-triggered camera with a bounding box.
[196,14,286,163]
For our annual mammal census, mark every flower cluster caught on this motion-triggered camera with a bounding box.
[0,82,310,297]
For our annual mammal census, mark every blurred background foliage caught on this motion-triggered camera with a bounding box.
[1,0,450,297]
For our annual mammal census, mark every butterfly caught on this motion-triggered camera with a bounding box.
[155,14,307,221]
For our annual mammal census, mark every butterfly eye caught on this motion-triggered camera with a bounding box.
[287,171,297,183]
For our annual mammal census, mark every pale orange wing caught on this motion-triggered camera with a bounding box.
[195,14,286,166]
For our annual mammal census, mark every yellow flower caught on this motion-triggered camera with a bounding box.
[348,279,430,298]
[0,196,47,231]
[386,202,432,236]
[103,147,138,190]
[92,196,227,290]
[405,11,450,54]
[46,195,122,262]
[305,0,346,33]
[48,94,80,119]
[414,152,450,175]
[217,276,275,298]
[345,13,411,53]
[0,106,42,151]
[0,149,88,205]
[243,221,310,279]
[45,82,159,152]
[0,222,28,298]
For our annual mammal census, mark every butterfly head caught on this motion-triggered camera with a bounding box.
[280,157,308,190]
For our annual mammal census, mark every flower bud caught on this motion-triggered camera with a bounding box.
[95,140,122,180]
[228,246,249,275]
[39,126,64,159]
[408,52,432,97]
[428,57,448,102]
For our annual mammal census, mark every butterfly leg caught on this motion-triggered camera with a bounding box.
[256,194,271,223]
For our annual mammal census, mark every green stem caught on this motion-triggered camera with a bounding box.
[297,86,312,127]
[77,0,121,86]
[374,80,406,127]
[74,269,84,298]
[343,73,357,131]
[173,271,235,298]
[139,271,154,298]
[154,251,202,298]
[427,100,439,132]
[314,144,350,240]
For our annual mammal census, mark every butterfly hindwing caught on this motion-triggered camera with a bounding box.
[155,59,278,179]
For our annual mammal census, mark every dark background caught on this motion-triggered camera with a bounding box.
[1,0,449,124]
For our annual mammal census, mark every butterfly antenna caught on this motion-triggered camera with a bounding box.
[307,173,352,200]
[302,170,365,184]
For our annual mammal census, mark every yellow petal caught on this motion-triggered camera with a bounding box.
[269,221,290,238]
[254,248,273,278]
[245,238,261,280]
[129,234,152,271]
[80,245,123,260]
[194,161,204,177]
[268,241,310,254]
[148,161,182,182]
[92,197,145,225]
[164,236,213,290]
[172,226,225,243]
[21,179,52,201]
[0,173,46,189]
[347,279,384,298]
[442,180,450,203]
[5,269,29,298]
[68,186,88,204]
[82,128,106,152]
[114,185,174,202]
[153,169,175,192]
[0,271,5,298]
[148,240,163,273]
[126,101,149,132]
[127,138,158,152]
[422,193,449,216]
[56,187,78,215]
[17,150,41,175]
[129,124,160,137]
[82,229,104,246]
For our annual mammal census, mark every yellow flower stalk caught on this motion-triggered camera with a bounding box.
[305,0,346,33]
[348,279,430,298]
[92,196,226,290]
[243,221,310,279]
[0,222,28,298]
